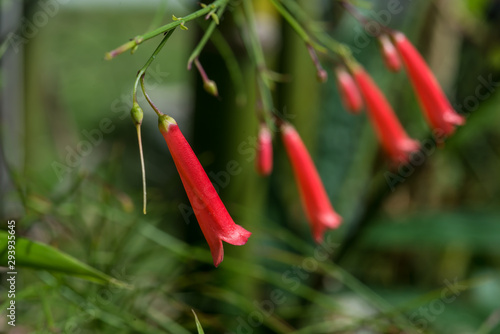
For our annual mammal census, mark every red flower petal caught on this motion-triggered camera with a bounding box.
[353,66,420,163]
[255,124,273,176]
[281,123,342,243]
[393,32,465,136]
[378,34,402,72]
[159,116,251,267]
[336,67,364,114]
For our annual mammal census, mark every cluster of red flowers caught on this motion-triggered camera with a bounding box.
[335,32,465,164]
[255,121,344,243]
[157,32,465,267]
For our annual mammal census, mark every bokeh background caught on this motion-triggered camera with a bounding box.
[1,0,500,333]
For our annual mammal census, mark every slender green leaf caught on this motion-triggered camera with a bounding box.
[0,231,128,287]
[192,309,205,334]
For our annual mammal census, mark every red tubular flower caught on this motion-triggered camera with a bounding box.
[158,115,251,267]
[255,123,273,176]
[353,66,420,163]
[281,123,342,243]
[378,34,401,72]
[392,32,465,136]
[335,67,364,114]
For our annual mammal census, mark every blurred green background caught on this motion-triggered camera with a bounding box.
[1,0,500,333]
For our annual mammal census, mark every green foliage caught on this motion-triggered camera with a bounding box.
[2,0,500,333]
[0,231,127,287]
[192,310,205,334]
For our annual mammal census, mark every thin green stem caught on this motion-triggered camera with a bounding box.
[240,2,266,77]
[306,43,328,82]
[193,58,219,97]
[340,0,393,36]
[135,125,147,215]
[140,75,162,117]
[187,3,228,69]
[240,1,274,118]
[130,29,175,215]
[133,29,176,105]
[209,27,246,105]
[193,58,209,82]
[341,0,369,24]
[188,21,217,69]
[105,0,229,60]
[280,0,358,64]
[268,0,326,53]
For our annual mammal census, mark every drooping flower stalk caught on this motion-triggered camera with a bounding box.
[130,102,147,214]
[353,65,420,163]
[194,58,219,97]
[306,43,328,83]
[392,32,465,136]
[255,123,273,176]
[281,123,342,243]
[158,115,251,267]
[378,34,401,72]
[335,66,364,114]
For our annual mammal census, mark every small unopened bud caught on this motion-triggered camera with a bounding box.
[378,34,401,72]
[203,80,219,97]
[131,102,144,126]
[335,66,364,114]
[194,58,218,98]
[317,69,328,83]
[255,123,273,176]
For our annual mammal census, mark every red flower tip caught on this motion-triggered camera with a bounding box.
[353,66,420,163]
[335,67,364,114]
[378,34,402,72]
[255,124,273,176]
[159,115,251,267]
[392,32,466,136]
[281,123,342,243]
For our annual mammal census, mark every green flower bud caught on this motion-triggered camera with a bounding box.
[203,80,219,97]
[131,102,144,126]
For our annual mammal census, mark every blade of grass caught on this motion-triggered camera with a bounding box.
[203,286,295,333]
[139,223,341,311]
[0,231,129,287]
[192,309,205,334]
